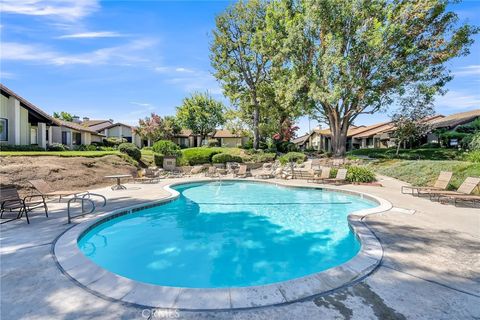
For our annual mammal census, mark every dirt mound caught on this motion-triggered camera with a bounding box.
[0,155,137,196]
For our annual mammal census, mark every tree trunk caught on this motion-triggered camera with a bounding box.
[252,99,260,149]
[396,140,401,155]
[329,115,348,157]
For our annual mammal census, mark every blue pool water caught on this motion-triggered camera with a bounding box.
[78,181,376,288]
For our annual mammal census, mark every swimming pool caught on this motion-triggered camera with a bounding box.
[78,181,377,288]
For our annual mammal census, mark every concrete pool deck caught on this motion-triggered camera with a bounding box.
[1,175,479,319]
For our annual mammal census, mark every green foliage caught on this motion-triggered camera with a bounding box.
[0,144,45,151]
[103,137,127,147]
[212,153,243,164]
[181,147,222,165]
[176,92,225,139]
[118,143,141,161]
[152,140,181,157]
[153,154,164,167]
[348,148,463,161]
[251,152,276,163]
[135,113,181,142]
[47,143,66,151]
[208,140,219,147]
[469,132,480,151]
[346,166,376,183]
[53,111,74,122]
[465,150,480,163]
[279,152,307,165]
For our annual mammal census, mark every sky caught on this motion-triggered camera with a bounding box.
[1,0,479,135]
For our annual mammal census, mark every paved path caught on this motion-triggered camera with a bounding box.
[1,176,479,320]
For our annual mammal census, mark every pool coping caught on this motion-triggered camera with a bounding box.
[53,178,391,311]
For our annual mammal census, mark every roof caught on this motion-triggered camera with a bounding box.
[314,125,369,137]
[292,134,310,145]
[352,122,394,138]
[0,83,55,124]
[212,129,246,138]
[58,120,104,135]
[175,129,194,137]
[84,120,113,132]
[101,122,133,131]
[430,109,480,129]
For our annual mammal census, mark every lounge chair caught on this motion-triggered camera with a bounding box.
[401,171,452,195]
[308,167,331,183]
[293,169,315,180]
[205,166,220,178]
[323,168,348,185]
[235,164,248,178]
[1,187,48,224]
[428,177,480,202]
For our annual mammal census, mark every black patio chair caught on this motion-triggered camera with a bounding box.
[1,187,48,224]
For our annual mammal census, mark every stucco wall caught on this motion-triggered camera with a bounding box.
[0,94,30,145]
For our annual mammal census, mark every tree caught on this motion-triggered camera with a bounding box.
[176,92,225,144]
[53,111,74,122]
[391,91,435,154]
[266,0,478,156]
[210,0,270,149]
[135,113,164,143]
[163,116,181,139]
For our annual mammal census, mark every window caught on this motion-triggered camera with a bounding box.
[0,118,7,141]
[72,132,82,145]
[30,127,38,145]
[62,131,70,145]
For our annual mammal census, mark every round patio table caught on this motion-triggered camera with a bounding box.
[104,174,132,190]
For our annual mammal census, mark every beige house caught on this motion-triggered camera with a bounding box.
[82,118,142,147]
[211,130,248,147]
[170,129,248,148]
[0,84,103,149]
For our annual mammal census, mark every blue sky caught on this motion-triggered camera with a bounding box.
[1,0,479,135]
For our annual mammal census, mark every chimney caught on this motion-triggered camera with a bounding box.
[109,119,114,123]
[83,117,90,123]
[72,116,81,123]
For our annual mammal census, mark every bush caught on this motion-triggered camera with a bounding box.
[0,144,45,151]
[470,132,480,151]
[465,150,480,163]
[252,152,276,163]
[208,140,219,147]
[142,146,153,151]
[46,143,66,151]
[152,140,181,157]
[103,137,127,147]
[181,147,222,165]
[346,166,376,183]
[212,153,243,164]
[279,152,307,165]
[153,153,164,167]
[118,143,141,161]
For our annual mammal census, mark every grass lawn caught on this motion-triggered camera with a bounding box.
[369,159,480,192]
[0,151,120,157]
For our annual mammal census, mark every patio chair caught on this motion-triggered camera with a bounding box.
[308,167,331,183]
[1,187,48,224]
[428,177,480,202]
[235,164,248,178]
[401,171,452,195]
[323,168,348,185]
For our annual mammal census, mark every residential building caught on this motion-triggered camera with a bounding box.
[211,130,248,147]
[82,118,142,147]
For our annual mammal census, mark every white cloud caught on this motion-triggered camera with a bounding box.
[175,67,194,73]
[434,90,480,110]
[0,71,16,79]
[130,102,154,108]
[57,31,126,39]
[0,0,99,21]
[153,66,222,94]
[0,39,156,66]
[453,65,480,77]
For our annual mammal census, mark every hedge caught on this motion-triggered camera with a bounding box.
[0,145,45,151]
[211,153,243,164]
[279,152,307,165]
[181,148,222,165]
[346,166,376,183]
[118,143,141,161]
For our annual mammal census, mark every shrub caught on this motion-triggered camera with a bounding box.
[279,152,307,165]
[181,147,222,165]
[470,132,480,151]
[211,153,243,164]
[103,137,127,147]
[142,146,153,151]
[0,144,45,151]
[346,166,376,183]
[152,140,181,157]
[153,153,164,167]
[47,143,66,151]
[465,150,480,163]
[118,143,141,161]
[86,145,98,151]
[208,140,219,147]
[252,152,276,163]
